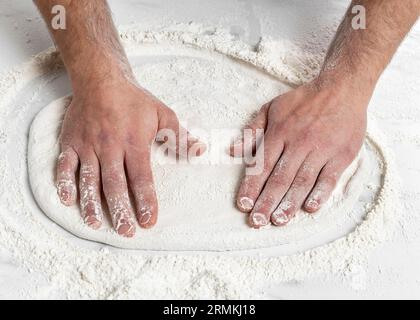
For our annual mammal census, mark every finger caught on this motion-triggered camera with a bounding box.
[249,146,307,228]
[230,103,269,158]
[236,128,284,214]
[303,158,349,213]
[125,149,158,229]
[157,107,206,159]
[100,153,136,238]
[56,148,79,206]
[79,152,103,230]
[271,155,325,226]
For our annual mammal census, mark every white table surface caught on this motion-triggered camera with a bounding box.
[0,0,419,300]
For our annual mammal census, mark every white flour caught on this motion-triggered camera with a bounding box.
[0,24,400,299]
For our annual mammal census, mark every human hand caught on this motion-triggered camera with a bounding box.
[55,79,206,237]
[231,80,369,228]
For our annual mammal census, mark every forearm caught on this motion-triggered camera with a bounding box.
[34,0,133,95]
[318,0,419,95]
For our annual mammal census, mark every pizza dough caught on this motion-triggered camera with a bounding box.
[28,47,373,251]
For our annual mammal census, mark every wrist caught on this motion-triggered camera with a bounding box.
[316,53,383,99]
[310,73,372,114]
[70,73,151,113]
[69,57,136,97]
[318,69,377,92]
[317,67,375,97]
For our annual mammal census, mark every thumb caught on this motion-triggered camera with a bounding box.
[229,103,269,158]
[157,106,207,158]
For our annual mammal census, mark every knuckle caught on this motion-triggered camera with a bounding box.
[239,177,256,192]
[322,174,338,188]
[263,160,274,173]
[298,132,316,150]
[239,177,261,197]
[130,174,143,187]
[162,107,178,123]
[57,155,68,170]
[270,96,284,109]
[268,170,286,186]
[343,146,359,162]
[97,130,115,146]
[105,170,122,184]
[59,133,73,147]
[293,173,311,187]
[102,165,124,185]
[131,173,152,187]
[267,173,291,192]
[254,195,276,213]
[269,122,285,136]
[57,152,77,173]
[80,164,96,181]
[261,102,270,112]
[125,133,136,146]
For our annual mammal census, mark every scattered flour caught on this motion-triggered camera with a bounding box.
[0,23,400,299]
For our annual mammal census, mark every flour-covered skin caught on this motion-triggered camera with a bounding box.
[35,0,206,236]
[57,78,205,237]
[232,82,367,228]
[231,0,420,228]
[56,149,78,206]
[79,162,102,230]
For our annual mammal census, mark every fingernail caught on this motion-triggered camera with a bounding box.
[271,211,290,226]
[187,134,201,143]
[251,212,269,228]
[238,197,254,212]
[139,210,152,227]
[192,142,207,155]
[114,215,135,237]
[60,189,69,202]
[117,222,135,238]
[305,199,319,211]
[82,202,102,229]
[84,216,102,230]
[57,182,76,205]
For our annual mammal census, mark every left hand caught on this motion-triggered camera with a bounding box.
[230,80,369,228]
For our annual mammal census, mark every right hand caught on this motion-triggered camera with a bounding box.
[56,79,206,237]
